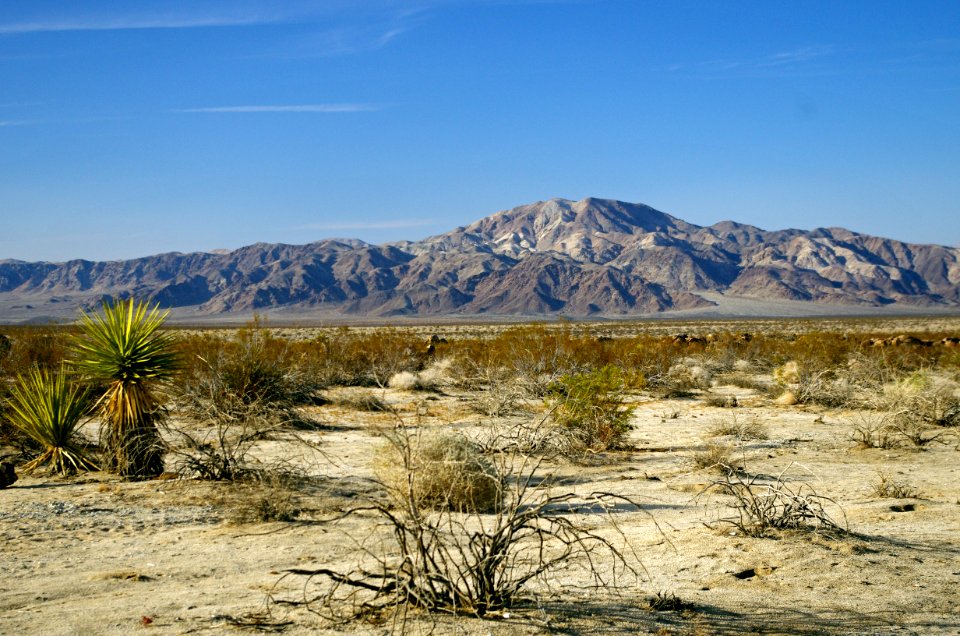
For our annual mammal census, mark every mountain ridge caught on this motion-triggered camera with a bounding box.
[2,197,958,320]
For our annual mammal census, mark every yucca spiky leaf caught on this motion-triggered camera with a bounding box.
[72,298,179,478]
[5,365,96,475]
[73,298,179,384]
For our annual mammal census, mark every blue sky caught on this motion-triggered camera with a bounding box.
[1,0,958,262]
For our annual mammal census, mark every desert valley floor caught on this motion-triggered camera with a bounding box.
[1,317,959,635]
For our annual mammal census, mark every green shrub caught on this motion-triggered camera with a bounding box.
[549,365,634,452]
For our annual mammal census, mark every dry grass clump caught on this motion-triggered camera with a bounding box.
[773,361,801,385]
[387,371,420,390]
[880,372,960,426]
[704,394,739,408]
[374,429,501,513]
[692,443,736,471]
[864,372,958,447]
[709,416,768,441]
[387,359,454,391]
[645,591,693,612]
[780,363,857,408]
[226,473,301,523]
[870,472,920,499]
[664,362,712,391]
[332,393,388,412]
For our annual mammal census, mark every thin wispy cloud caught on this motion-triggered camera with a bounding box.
[279,18,422,58]
[665,44,837,76]
[174,104,381,114]
[761,45,835,67]
[0,13,283,35]
[301,219,433,231]
[0,119,35,127]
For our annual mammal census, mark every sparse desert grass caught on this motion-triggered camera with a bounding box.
[227,473,302,523]
[692,443,736,471]
[870,472,920,499]
[704,394,739,408]
[714,371,773,394]
[708,415,768,441]
[3,317,960,633]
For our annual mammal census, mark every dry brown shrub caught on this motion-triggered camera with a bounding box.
[0,326,73,378]
[280,429,647,621]
[850,413,899,449]
[703,464,847,538]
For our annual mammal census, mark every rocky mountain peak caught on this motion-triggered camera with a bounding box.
[1,198,958,321]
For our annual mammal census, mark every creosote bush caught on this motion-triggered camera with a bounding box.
[174,318,323,422]
[549,365,634,453]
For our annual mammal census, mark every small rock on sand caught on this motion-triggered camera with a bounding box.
[0,462,18,489]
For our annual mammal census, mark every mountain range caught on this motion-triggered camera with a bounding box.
[2,197,959,321]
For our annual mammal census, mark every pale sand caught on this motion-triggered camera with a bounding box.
[1,373,959,634]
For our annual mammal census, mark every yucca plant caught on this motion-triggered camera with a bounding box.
[73,299,179,479]
[5,365,96,475]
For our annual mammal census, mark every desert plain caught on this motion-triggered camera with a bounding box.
[1,316,959,635]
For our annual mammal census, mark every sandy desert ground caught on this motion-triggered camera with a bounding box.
[2,319,959,635]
